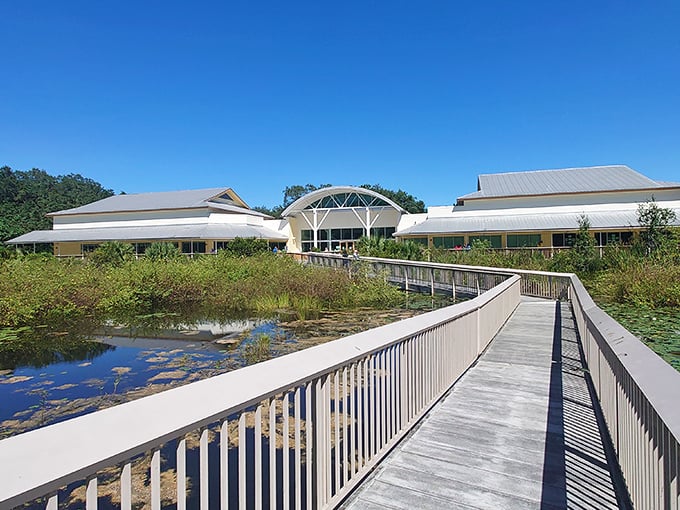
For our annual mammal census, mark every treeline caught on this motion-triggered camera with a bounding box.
[0,166,114,242]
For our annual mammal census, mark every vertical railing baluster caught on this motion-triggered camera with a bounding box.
[342,366,349,486]
[334,370,341,495]
[269,397,277,510]
[362,357,369,464]
[380,350,387,449]
[294,387,301,510]
[200,428,209,510]
[121,462,132,510]
[176,440,188,509]
[239,413,247,510]
[255,404,263,510]
[355,362,362,472]
[86,477,97,510]
[46,494,58,510]
[220,423,228,510]
[283,392,290,510]
[151,449,161,510]
[306,381,313,510]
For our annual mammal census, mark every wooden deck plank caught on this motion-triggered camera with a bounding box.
[342,299,628,509]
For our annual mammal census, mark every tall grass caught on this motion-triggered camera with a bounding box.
[0,253,403,330]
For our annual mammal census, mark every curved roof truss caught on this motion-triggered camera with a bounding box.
[281,186,405,217]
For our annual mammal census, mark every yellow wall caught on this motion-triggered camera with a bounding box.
[54,242,83,256]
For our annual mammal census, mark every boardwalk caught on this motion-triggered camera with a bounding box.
[343,299,630,509]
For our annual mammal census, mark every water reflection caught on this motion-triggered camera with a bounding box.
[0,292,458,440]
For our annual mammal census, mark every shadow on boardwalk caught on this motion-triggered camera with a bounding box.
[343,299,632,510]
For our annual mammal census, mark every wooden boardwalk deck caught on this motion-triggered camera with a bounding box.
[342,299,630,510]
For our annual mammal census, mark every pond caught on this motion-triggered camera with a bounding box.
[0,294,454,440]
[599,303,680,372]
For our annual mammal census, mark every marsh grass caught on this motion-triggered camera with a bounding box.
[0,253,403,333]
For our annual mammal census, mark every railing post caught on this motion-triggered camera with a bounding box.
[430,268,435,296]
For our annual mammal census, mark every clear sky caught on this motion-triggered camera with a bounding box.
[1,1,678,208]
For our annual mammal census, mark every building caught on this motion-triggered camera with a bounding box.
[6,165,680,255]
[7,187,288,256]
[279,186,406,252]
[395,165,680,251]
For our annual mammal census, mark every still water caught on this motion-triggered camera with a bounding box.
[0,296,452,440]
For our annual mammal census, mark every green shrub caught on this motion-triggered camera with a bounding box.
[145,242,181,261]
[222,237,270,257]
[89,241,134,267]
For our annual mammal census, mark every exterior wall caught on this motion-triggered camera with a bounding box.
[208,212,264,226]
[53,209,210,229]
[457,188,680,212]
[402,227,639,251]
[54,242,83,257]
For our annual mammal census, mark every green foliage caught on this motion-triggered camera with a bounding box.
[571,214,600,274]
[359,184,426,214]
[253,183,426,217]
[88,242,135,267]
[0,253,403,331]
[0,166,113,242]
[637,197,677,256]
[241,333,272,364]
[144,242,181,261]
[0,245,19,260]
[356,237,425,260]
[221,237,270,257]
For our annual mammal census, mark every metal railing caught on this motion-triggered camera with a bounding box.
[570,277,680,509]
[302,252,680,508]
[0,273,521,509]
[297,253,571,301]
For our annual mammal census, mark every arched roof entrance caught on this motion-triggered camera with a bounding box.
[281,186,406,251]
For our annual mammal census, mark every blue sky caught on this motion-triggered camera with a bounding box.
[1,1,678,208]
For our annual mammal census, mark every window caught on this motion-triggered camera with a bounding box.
[370,227,395,239]
[552,233,577,247]
[507,234,542,248]
[181,241,206,254]
[594,231,633,246]
[409,237,429,245]
[134,242,151,255]
[433,236,465,249]
[469,235,502,249]
[82,244,99,253]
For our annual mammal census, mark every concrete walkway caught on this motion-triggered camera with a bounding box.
[342,299,630,509]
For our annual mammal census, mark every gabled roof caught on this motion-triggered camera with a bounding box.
[281,186,406,217]
[458,165,678,201]
[48,187,260,216]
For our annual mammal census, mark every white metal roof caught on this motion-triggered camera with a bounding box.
[6,223,288,244]
[281,186,406,217]
[48,187,260,216]
[395,205,680,236]
[459,165,678,200]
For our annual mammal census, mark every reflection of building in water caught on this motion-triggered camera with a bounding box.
[99,319,266,350]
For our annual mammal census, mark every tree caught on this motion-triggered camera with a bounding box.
[0,166,114,242]
[637,197,677,255]
[254,183,426,218]
[571,214,599,274]
[360,184,426,214]
[283,184,332,208]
